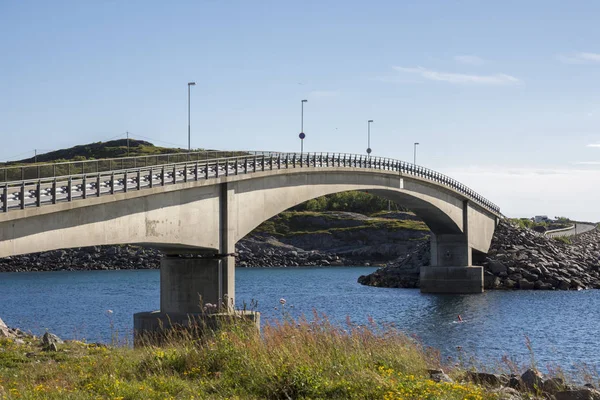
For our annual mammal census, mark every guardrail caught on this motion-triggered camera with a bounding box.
[0,151,501,215]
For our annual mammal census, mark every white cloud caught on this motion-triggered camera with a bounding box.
[454,55,485,66]
[558,52,600,64]
[574,161,600,165]
[309,90,339,98]
[586,144,600,148]
[393,66,520,85]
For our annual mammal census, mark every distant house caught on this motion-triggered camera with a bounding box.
[534,215,550,223]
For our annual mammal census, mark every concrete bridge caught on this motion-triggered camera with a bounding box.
[0,151,501,335]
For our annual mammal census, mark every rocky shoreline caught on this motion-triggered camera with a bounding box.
[0,236,377,273]
[358,220,600,291]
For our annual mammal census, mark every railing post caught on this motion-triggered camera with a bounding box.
[285,154,289,169]
[20,183,25,209]
[254,156,257,172]
[137,170,141,190]
[172,166,177,184]
[183,165,188,183]
[110,173,114,194]
[225,159,229,176]
[262,155,265,171]
[205,161,209,179]
[149,168,154,188]
[215,160,220,178]
[52,180,57,204]
[96,175,101,197]
[82,176,87,199]
[36,182,41,207]
[235,158,239,175]
[123,171,128,193]
[2,184,7,212]
[244,158,249,173]
[195,161,199,180]
[67,178,72,201]
[300,153,303,167]
[277,155,281,169]
[161,167,165,186]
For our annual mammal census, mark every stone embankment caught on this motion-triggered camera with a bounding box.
[359,220,600,290]
[430,367,600,400]
[0,241,350,272]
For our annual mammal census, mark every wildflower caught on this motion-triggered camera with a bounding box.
[279,298,286,305]
[106,310,113,314]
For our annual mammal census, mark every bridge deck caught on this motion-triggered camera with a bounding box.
[0,151,500,216]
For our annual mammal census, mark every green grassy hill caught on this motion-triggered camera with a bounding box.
[1,139,185,166]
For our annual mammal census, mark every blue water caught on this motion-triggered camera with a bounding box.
[1,267,599,372]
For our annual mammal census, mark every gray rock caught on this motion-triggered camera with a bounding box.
[555,388,600,400]
[543,377,568,394]
[519,279,535,290]
[489,260,508,274]
[428,369,452,383]
[521,368,544,391]
[42,332,63,347]
[465,371,503,387]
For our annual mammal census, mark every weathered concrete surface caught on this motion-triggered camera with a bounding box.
[133,310,260,346]
[420,266,484,293]
[160,257,223,314]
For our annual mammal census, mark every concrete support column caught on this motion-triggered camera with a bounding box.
[219,182,235,310]
[429,233,472,267]
[160,256,222,313]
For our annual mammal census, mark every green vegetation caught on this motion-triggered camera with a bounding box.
[254,211,429,237]
[0,315,494,399]
[293,191,408,215]
[553,236,572,245]
[508,218,571,233]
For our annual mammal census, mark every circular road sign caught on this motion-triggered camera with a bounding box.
[299,132,306,139]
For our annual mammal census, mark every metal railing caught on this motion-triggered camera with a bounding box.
[0,151,501,215]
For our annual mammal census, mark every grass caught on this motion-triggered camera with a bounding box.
[254,211,429,237]
[0,313,494,399]
[553,236,572,245]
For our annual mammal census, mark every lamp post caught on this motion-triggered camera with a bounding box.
[414,142,419,165]
[366,120,374,157]
[299,99,308,155]
[187,82,196,151]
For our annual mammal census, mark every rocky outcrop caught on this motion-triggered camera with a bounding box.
[0,316,30,341]
[359,220,600,290]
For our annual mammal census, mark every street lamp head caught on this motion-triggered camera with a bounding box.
[415,142,420,146]
[301,99,308,103]
[188,82,196,86]
[368,120,374,123]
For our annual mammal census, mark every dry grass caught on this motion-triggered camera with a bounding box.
[0,313,495,399]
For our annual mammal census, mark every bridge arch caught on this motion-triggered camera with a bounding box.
[231,169,465,243]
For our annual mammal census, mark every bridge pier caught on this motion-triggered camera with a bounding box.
[133,255,259,345]
[420,232,484,294]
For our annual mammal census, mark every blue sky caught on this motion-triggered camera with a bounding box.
[2,1,600,220]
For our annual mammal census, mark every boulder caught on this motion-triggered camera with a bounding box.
[543,377,568,394]
[42,332,63,347]
[489,260,508,274]
[491,387,524,400]
[428,369,452,383]
[464,371,504,387]
[0,317,9,337]
[518,279,535,290]
[555,388,600,400]
[521,368,544,391]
